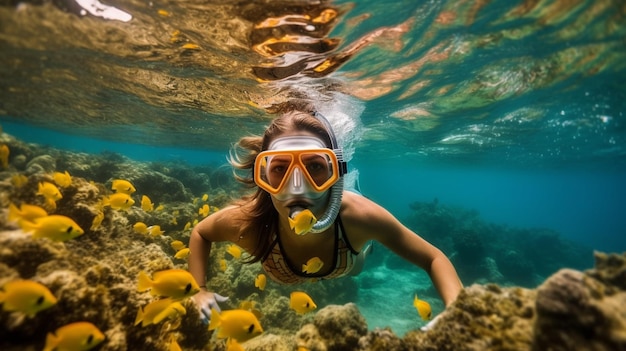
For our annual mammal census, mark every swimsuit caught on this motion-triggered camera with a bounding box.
[261,216,360,284]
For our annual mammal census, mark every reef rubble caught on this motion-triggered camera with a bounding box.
[1,132,625,350]
[266,252,625,351]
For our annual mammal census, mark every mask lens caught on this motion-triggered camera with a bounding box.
[260,154,294,191]
[300,152,334,188]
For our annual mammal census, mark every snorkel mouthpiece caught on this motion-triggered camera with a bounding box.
[288,208,317,235]
[289,206,305,219]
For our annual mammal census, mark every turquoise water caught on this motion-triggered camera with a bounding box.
[4,121,625,254]
[2,0,626,338]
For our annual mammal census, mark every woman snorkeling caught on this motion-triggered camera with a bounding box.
[188,110,462,322]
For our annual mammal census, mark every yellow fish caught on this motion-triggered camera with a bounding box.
[37,181,62,201]
[219,259,227,272]
[226,244,242,259]
[413,294,432,321]
[288,210,317,235]
[302,257,324,274]
[182,43,200,50]
[174,248,190,259]
[202,193,209,201]
[8,203,47,226]
[141,195,154,212]
[169,337,182,351]
[43,321,105,351]
[11,174,28,188]
[208,308,263,342]
[289,291,317,314]
[155,204,165,211]
[183,222,191,231]
[137,269,200,299]
[53,171,72,188]
[111,179,137,195]
[226,337,245,351]
[21,215,85,242]
[0,280,57,317]
[134,298,186,326]
[111,179,136,194]
[238,300,256,310]
[254,274,266,291]
[148,225,164,237]
[90,211,104,231]
[44,198,58,211]
[171,240,186,251]
[198,204,209,217]
[0,144,8,168]
[102,193,135,210]
[238,300,263,319]
[133,222,149,235]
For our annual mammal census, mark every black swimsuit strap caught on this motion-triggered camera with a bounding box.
[336,215,360,255]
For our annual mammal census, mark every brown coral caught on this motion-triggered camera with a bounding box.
[532,253,626,351]
[296,303,368,351]
[403,284,536,351]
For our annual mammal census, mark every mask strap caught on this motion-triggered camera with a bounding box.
[314,111,347,176]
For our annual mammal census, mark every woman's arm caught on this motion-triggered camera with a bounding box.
[342,193,463,306]
[187,206,244,322]
[188,225,213,289]
[188,205,243,287]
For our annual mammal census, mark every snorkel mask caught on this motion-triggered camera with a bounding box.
[254,112,346,234]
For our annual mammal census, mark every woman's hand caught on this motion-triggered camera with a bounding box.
[420,313,443,331]
[192,289,229,324]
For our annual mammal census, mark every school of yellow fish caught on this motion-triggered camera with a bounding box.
[1,141,433,349]
[0,279,104,351]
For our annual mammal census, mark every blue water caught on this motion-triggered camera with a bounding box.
[0,121,228,165]
[356,161,626,253]
[5,120,624,254]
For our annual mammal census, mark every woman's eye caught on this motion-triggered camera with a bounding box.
[307,162,327,173]
[270,165,287,174]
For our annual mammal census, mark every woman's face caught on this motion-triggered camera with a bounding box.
[265,130,332,219]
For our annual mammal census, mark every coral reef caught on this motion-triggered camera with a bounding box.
[532,252,626,350]
[295,303,368,351]
[402,284,536,350]
[2,132,625,350]
[406,200,593,287]
[246,253,626,351]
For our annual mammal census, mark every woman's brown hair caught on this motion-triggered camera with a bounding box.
[229,110,333,263]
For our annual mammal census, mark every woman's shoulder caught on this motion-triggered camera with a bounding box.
[341,191,381,213]
[196,204,248,240]
[341,191,397,226]
[339,191,386,248]
[340,190,405,245]
[341,191,382,223]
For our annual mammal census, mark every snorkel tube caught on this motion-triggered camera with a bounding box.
[306,112,346,233]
